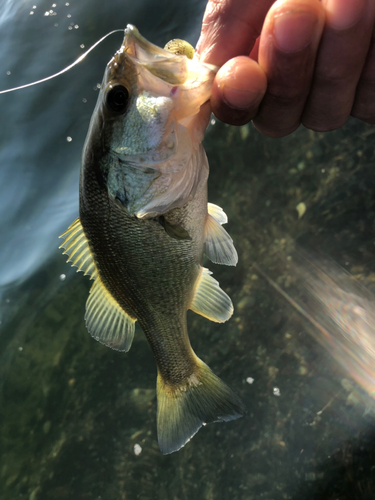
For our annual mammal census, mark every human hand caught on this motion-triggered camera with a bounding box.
[196,0,375,137]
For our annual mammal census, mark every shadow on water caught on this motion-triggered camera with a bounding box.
[1,1,375,499]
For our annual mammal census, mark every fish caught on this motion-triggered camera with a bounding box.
[59,25,246,454]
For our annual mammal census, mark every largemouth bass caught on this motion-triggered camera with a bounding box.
[60,25,245,454]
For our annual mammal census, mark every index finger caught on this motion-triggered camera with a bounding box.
[196,0,274,65]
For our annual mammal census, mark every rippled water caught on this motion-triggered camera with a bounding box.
[1,1,375,499]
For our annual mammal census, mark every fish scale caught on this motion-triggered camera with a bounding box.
[81,150,200,376]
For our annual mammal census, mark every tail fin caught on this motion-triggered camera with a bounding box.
[156,357,246,454]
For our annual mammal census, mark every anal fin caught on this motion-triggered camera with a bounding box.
[85,278,136,352]
[190,267,233,323]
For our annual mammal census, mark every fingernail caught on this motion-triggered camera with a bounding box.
[273,12,317,53]
[221,85,261,110]
[324,0,366,30]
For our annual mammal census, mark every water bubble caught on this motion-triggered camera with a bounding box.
[273,387,281,397]
[44,11,50,16]
[80,44,85,49]
[74,25,79,29]
[246,377,254,384]
[18,346,23,352]
[66,137,72,142]
[82,98,87,103]
[30,11,34,15]
[6,71,11,75]
[67,13,71,18]
[59,274,66,281]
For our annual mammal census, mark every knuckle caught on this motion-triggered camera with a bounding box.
[301,116,347,132]
[213,105,255,126]
[202,0,234,27]
[314,63,360,89]
[253,120,300,138]
[351,82,375,122]
[202,0,222,24]
[202,0,261,37]
[265,87,307,108]
[351,108,375,123]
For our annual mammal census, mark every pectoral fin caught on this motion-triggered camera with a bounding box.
[190,267,233,323]
[85,278,136,352]
[59,218,98,279]
[205,205,238,266]
[207,203,227,224]
[159,216,191,240]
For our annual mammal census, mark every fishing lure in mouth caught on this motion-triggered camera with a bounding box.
[59,24,245,454]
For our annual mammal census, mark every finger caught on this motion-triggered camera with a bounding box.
[250,37,260,62]
[302,0,375,131]
[210,56,267,125]
[352,27,375,124]
[253,0,325,138]
[196,0,274,66]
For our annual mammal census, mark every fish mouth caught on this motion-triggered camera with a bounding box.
[124,25,172,61]
[122,25,196,86]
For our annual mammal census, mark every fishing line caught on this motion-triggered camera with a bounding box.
[0,29,124,94]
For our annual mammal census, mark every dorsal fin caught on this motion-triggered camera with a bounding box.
[205,204,238,266]
[85,278,136,352]
[59,218,136,352]
[59,218,98,279]
[190,267,233,323]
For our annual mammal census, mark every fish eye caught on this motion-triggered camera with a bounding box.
[106,85,129,113]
